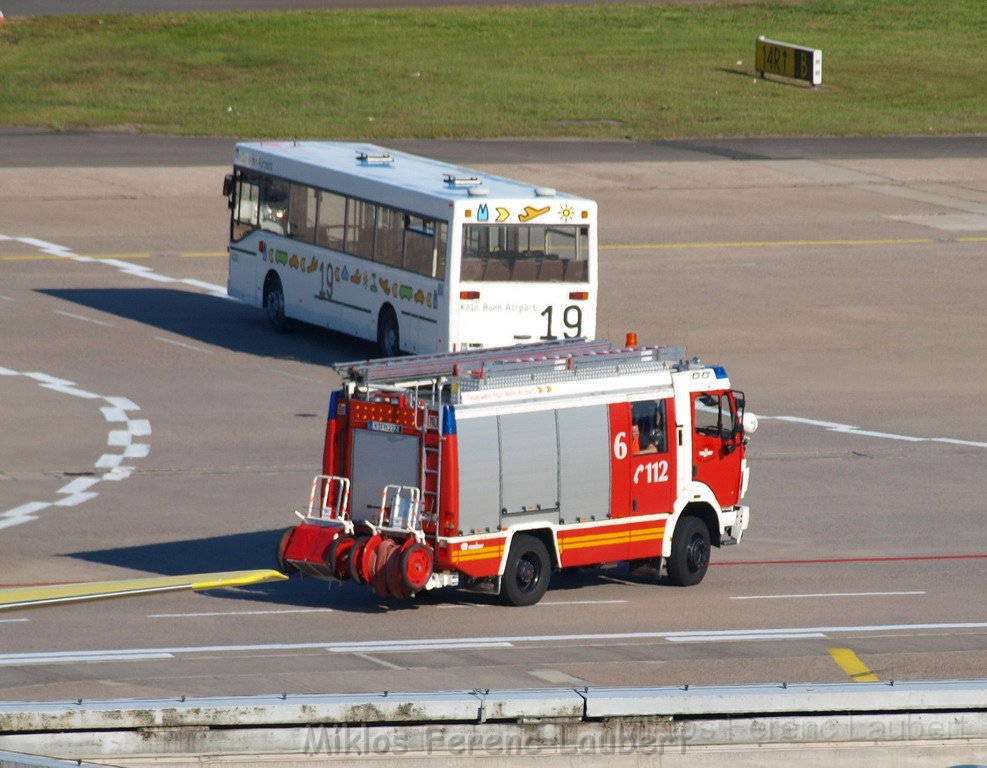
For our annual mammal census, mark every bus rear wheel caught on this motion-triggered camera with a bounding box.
[377,305,400,357]
[264,274,289,332]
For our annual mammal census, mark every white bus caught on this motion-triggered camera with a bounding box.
[224,142,598,356]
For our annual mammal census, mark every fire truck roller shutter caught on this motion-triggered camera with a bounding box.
[499,410,560,525]
[349,430,420,523]
[557,405,610,523]
[456,416,502,534]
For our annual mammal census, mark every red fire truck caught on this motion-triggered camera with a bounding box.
[277,337,755,606]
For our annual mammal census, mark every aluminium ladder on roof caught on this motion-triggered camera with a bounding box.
[336,338,690,396]
[333,338,613,386]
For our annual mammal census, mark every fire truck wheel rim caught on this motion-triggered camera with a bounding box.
[400,543,433,592]
[686,534,709,573]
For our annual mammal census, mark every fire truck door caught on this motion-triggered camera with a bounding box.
[628,398,675,517]
[691,391,741,507]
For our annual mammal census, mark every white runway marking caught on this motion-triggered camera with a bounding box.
[666,632,826,643]
[154,336,214,354]
[5,620,987,668]
[354,652,405,670]
[148,608,334,618]
[0,368,150,531]
[0,233,229,298]
[761,415,987,449]
[540,600,629,606]
[327,642,515,654]
[732,591,926,601]
[53,310,114,326]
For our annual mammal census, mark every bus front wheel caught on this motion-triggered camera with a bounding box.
[377,306,400,357]
[264,274,289,333]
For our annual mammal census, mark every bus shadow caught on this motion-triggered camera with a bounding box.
[38,287,376,367]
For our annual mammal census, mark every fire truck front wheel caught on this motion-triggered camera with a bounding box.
[500,535,551,607]
[667,516,710,587]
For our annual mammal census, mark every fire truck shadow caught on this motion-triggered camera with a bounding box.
[66,532,670,613]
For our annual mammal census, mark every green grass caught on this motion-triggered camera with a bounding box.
[0,0,984,139]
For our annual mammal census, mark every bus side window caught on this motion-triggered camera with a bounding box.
[374,205,404,268]
[404,215,436,277]
[316,189,346,251]
[345,199,376,260]
[287,183,316,244]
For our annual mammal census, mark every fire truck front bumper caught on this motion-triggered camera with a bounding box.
[722,505,750,546]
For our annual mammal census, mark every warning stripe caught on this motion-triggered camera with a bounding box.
[450,546,504,564]
[559,524,665,553]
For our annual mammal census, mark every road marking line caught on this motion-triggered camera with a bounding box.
[0,653,174,667]
[328,642,514,654]
[0,368,150,531]
[0,234,229,297]
[53,310,114,326]
[731,591,926,600]
[668,633,826,643]
[540,600,629,606]
[148,608,334,618]
[154,336,214,354]
[354,652,406,670]
[602,237,937,251]
[529,669,588,685]
[715,553,987,567]
[829,647,880,682]
[761,415,987,449]
[7,620,987,668]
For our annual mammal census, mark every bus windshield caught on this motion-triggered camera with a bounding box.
[462,223,590,282]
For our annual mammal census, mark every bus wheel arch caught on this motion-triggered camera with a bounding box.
[377,304,401,357]
[263,271,289,332]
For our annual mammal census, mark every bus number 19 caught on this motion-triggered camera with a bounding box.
[541,305,583,340]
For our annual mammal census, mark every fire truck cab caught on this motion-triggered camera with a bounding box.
[278,337,754,606]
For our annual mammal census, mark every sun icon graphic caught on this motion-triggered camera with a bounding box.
[559,204,575,222]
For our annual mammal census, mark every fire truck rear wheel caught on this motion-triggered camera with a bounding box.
[500,535,551,607]
[275,527,298,575]
[667,516,710,587]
